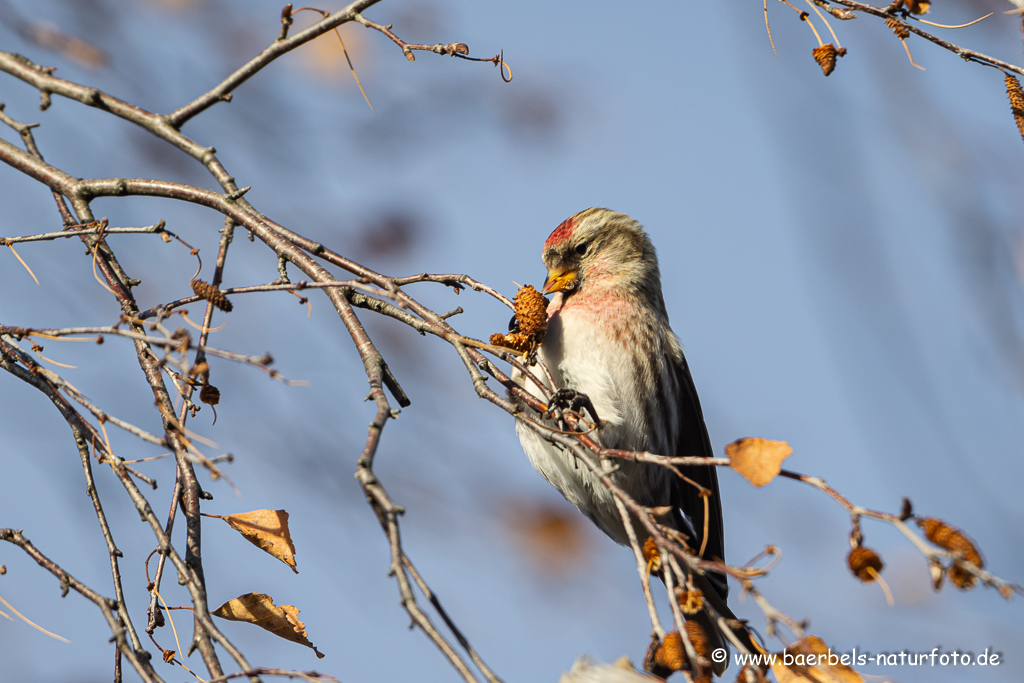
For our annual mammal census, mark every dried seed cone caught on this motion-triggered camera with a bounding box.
[489,332,533,353]
[736,665,767,683]
[918,518,982,565]
[918,517,983,589]
[677,589,704,615]
[812,43,838,77]
[847,546,884,582]
[1005,75,1024,146]
[948,564,977,589]
[684,620,711,661]
[653,632,685,673]
[514,285,548,342]
[642,537,662,573]
[885,17,909,40]
[489,285,549,352]
[200,384,221,406]
[508,332,533,351]
[191,279,233,312]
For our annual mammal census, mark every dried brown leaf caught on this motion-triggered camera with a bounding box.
[772,635,864,683]
[902,0,930,14]
[812,44,838,77]
[505,500,590,577]
[726,437,792,487]
[215,509,297,572]
[212,592,323,658]
[24,22,108,69]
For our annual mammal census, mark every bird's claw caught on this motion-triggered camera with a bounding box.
[543,388,601,427]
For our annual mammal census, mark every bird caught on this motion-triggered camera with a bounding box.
[513,208,751,673]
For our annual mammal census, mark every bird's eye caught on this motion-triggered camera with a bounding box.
[574,242,588,256]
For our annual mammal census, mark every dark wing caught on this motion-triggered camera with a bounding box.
[671,352,728,602]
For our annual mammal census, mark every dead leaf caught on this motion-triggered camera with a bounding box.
[297,22,370,83]
[812,44,838,77]
[503,500,590,577]
[902,0,930,14]
[212,592,323,659]
[213,510,297,573]
[772,635,864,683]
[726,438,792,487]
[23,22,109,70]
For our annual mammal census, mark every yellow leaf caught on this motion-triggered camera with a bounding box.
[214,510,297,573]
[212,592,323,659]
[725,437,792,487]
[772,635,864,683]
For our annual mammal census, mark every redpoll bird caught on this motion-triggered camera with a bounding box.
[515,208,750,671]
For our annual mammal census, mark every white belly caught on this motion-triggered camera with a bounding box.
[513,301,672,544]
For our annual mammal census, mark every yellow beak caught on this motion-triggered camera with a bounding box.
[542,268,578,294]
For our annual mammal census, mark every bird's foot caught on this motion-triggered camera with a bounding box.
[543,388,601,427]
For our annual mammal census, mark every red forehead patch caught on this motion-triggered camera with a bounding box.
[544,217,575,250]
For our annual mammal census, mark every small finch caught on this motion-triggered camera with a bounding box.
[515,208,752,671]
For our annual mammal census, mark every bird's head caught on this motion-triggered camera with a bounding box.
[541,208,663,306]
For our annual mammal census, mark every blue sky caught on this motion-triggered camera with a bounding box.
[1,1,1022,681]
